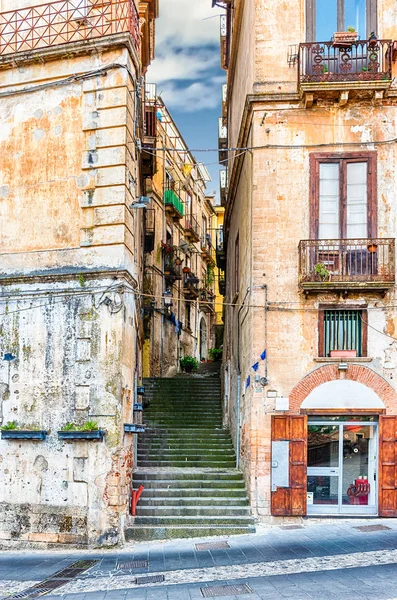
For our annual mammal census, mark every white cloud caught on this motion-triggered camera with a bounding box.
[155,0,221,47]
[149,47,219,83]
[159,76,224,112]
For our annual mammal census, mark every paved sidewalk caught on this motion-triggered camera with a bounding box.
[1,518,397,599]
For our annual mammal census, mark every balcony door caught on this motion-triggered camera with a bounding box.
[310,153,377,241]
[306,0,377,41]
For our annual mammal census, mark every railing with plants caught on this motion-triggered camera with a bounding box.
[0,0,140,57]
[162,243,183,280]
[298,39,393,84]
[299,238,395,287]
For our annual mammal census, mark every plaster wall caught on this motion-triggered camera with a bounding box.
[0,41,142,546]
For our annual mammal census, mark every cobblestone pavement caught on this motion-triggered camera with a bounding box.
[2,518,397,599]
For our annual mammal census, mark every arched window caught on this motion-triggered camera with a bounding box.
[306,0,377,42]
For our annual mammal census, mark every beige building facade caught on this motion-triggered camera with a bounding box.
[0,0,158,547]
[141,88,217,377]
[221,0,397,519]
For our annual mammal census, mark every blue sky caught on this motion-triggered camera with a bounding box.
[147,0,225,201]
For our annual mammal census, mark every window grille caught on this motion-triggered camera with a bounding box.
[324,310,362,356]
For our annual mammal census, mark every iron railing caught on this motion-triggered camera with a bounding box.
[0,0,139,57]
[299,238,395,289]
[298,40,393,85]
[183,273,200,298]
[184,215,200,241]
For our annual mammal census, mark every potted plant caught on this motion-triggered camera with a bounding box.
[315,262,330,281]
[180,355,199,373]
[208,348,223,361]
[0,421,48,440]
[58,421,105,440]
[367,242,378,253]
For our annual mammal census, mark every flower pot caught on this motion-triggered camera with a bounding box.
[330,350,357,358]
[367,244,378,253]
[183,267,191,273]
[58,430,105,440]
[183,365,194,373]
[124,423,146,433]
[333,31,358,45]
[1,430,47,440]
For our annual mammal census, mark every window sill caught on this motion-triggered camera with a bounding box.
[314,357,372,363]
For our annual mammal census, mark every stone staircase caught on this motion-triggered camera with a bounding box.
[124,372,255,541]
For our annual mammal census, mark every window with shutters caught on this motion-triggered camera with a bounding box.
[318,307,368,357]
[310,153,377,240]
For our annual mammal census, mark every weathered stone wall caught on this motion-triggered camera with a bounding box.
[0,39,142,546]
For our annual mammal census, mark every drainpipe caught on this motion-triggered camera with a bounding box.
[236,287,251,469]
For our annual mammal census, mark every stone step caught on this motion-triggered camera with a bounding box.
[138,496,249,506]
[137,460,237,468]
[137,450,236,458]
[138,441,234,448]
[143,430,231,437]
[132,480,246,490]
[136,488,248,498]
[136,506,251,517]
[125,525,255,541]
[133,515,255,526]
[133,471,243,480]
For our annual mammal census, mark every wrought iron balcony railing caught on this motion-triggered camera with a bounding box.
[184,215,200,243]
[199,287,215,313]
[163,245,182,281]
[0,0,139,57]
[183,273,200,299]
[298,40,393,88]
[299,238,395,292]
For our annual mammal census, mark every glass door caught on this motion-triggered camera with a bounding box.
[307,419,377,515]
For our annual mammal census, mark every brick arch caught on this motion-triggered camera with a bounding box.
[289,364,397,414]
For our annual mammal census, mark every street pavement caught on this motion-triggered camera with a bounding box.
[2,518,397,599]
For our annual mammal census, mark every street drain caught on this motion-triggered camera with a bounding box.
[195,541,230,551]
[354,525,392,532]
[201,584,253,597]
[117,560,149,569]
[6,560,99,599]
[135,575,165,585]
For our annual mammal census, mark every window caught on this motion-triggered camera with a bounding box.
[310,153,376,240]
[186,193,192,218]
[234,234,239,295]
[185,303,191,331]
[306,0,377,42]
[319,307,367,356]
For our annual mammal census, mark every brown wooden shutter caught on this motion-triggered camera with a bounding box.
[271,415,307,516]
[379,415,397,517]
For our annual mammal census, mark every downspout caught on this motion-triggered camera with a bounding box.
[236,287,251,468]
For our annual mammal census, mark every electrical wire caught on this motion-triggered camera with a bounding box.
[143,136,397,154]
[360,314,397,343]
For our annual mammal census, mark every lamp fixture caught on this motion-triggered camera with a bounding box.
[163,289,173,307]
[130,196,151,209]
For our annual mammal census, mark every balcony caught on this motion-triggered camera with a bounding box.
[199,288,215,313]
[298,40,393,106]
[220,169,228,206]
[201,235,215,266]
[0,0,139,61]
[183,273,200,299]
[218,117,227,164]
[163,245,182,282]
[164,187,184,220]
[215,228,226,270]
[184,215,200,243]
[144,208,155,253]
[299,238,395,293]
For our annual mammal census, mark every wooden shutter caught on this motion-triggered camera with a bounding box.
[379,415,397,517]
[271,415,307,516]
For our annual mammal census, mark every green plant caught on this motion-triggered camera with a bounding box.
[180,355,199,372]
[208,348,223,361]
[347,25,356,32]
[315,262,330,280]
[81,420,99,431]
[0,421,17,431]
[78,273,86,287]
[206,265,215,287]
[361,66,368,71]
[322,65,329,73]
[61,422,76,431]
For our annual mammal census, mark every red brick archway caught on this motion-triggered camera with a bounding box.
[289,364,397,414]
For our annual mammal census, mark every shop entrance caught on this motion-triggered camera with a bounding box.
[307,417,378,515]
